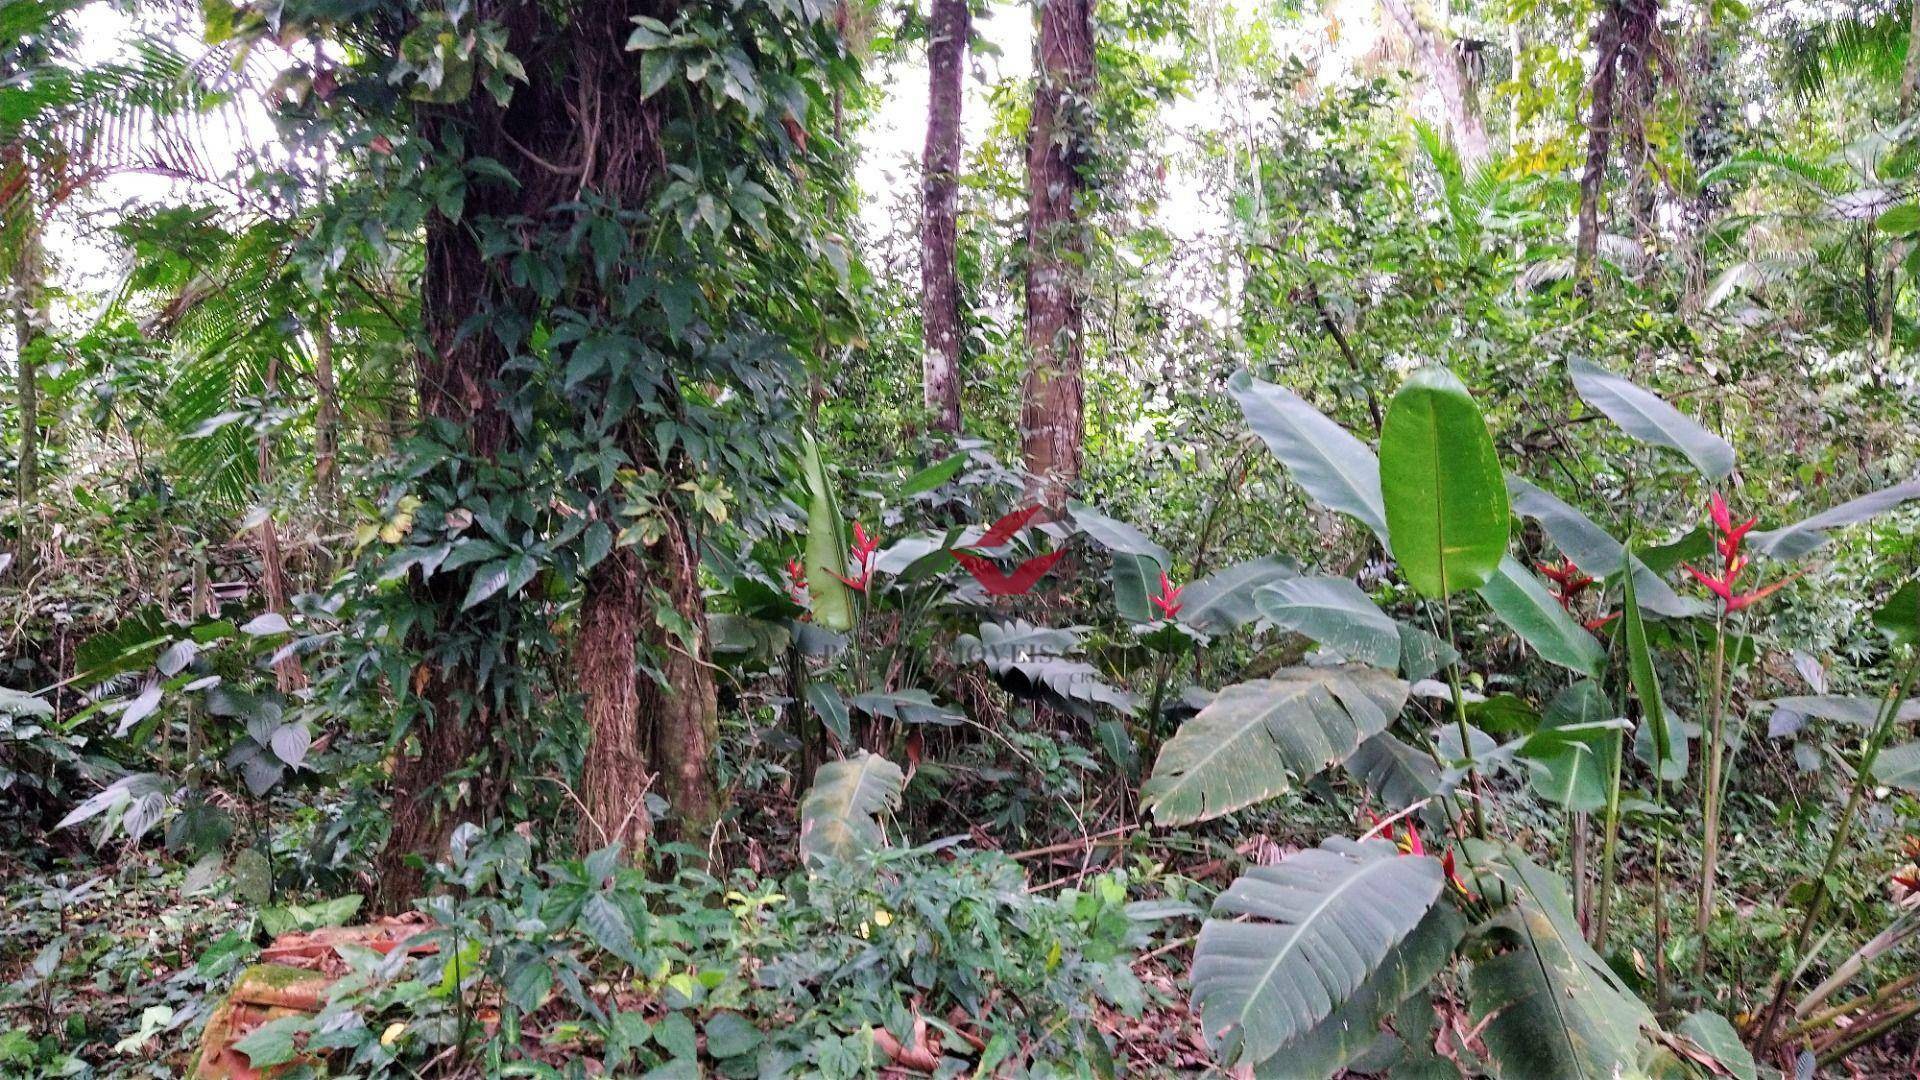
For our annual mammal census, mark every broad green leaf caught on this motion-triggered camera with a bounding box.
[1143,665,1409,825]
[1675,1011,1757,1080]
[0,687,51,717]
[1877,202,1920,235]
[1506,476,1706,618]
[1477,557,1606,677]
[1112,551,1160,623]
[849,688,964,725]
[798,752,903,867]
[233,1014,310,1069]
[1873,579,1920,646]
[1380,367,1508,598]
[580,893,639,964]
[899,452,965,496]
[1749,478,1920,559]
[1193,837,1445,1068]
[799,430,855,632]
[1344,732,1444,811]
[1872,740,1920,792]
[1515,681,1625,812]
[1069,503,1171,566]
[1229,370,1387,538]
[804,683,851,745]
[1466,845,1653,1079]
[1568,358,1735,481]
[1621,547,1679,780]
[1253,903,1466,1079]
[1179,556,1298,633]
[1254,576,1401,669]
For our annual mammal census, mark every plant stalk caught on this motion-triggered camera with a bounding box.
[1694,607,1730,993]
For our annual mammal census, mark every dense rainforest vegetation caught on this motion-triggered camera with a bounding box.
[2,0,1920,1075]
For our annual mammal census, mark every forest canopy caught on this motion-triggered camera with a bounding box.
[2,0,1920,1076]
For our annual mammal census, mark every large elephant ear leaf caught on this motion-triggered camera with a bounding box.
[798,751,903,868]
[1255,576,1402,669]
[1568,358,1735,481]
[1379,367,1509,598]
[1192,837,1447,1069]
[798,430,855,632]
[1466,844,1655,1079]
[1228,370,1388,538]
[1143,665,1409,825]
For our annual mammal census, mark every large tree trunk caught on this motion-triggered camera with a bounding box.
[1379,0,1490,168]
[577,546,651,856]
[1021,0,1094,507]
[921,0,968,436]
[1574,0,1624,297]
[639,506,722,850]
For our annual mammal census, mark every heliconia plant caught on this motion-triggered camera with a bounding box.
[1150,359,1920,1076]
[1148,367,1755,1078]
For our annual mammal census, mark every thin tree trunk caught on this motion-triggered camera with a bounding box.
[256,355,307,693]
[1379,0,1490,168]
[1021,0,1094,507]
[921,0,968,436]
[313,303,339,519]
[1575,0,1624,297]
[13,219,38,580]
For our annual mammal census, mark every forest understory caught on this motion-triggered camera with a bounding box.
[4,0,1920,1077]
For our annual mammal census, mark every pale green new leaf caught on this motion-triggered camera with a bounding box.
[1143,666,1409,825]
[798,752,904,867]
[799,430,855,632]
[1192,837,1446,1068]
[1380,367,1509,598]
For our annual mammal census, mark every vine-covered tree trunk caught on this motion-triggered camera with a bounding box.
[640,507,723,849]
[577,546,650,856]
[1574,0,1623,296]
[1021,0,1094,507]
[921,0,968,435]
[1380,0,1489,168]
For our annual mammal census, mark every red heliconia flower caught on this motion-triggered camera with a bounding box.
[1684,493,1794,614]
[1150,571,1185,619]
[977,505,1044,549]
[1584,612,1620,632]
[953,549,1068,596]
[1442,849,1476,899]
[785,557,808,603]
[1537,557,1595,607]
[834,522,881,592]
[1401,822,1427,858]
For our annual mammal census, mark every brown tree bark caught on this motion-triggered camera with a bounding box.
[576,546,651,857]
[1379,0,1490,168]
[639,507,722,850]
[921,0,969,435]
[1574,0,1624,298]
[1021,0,1094,507]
